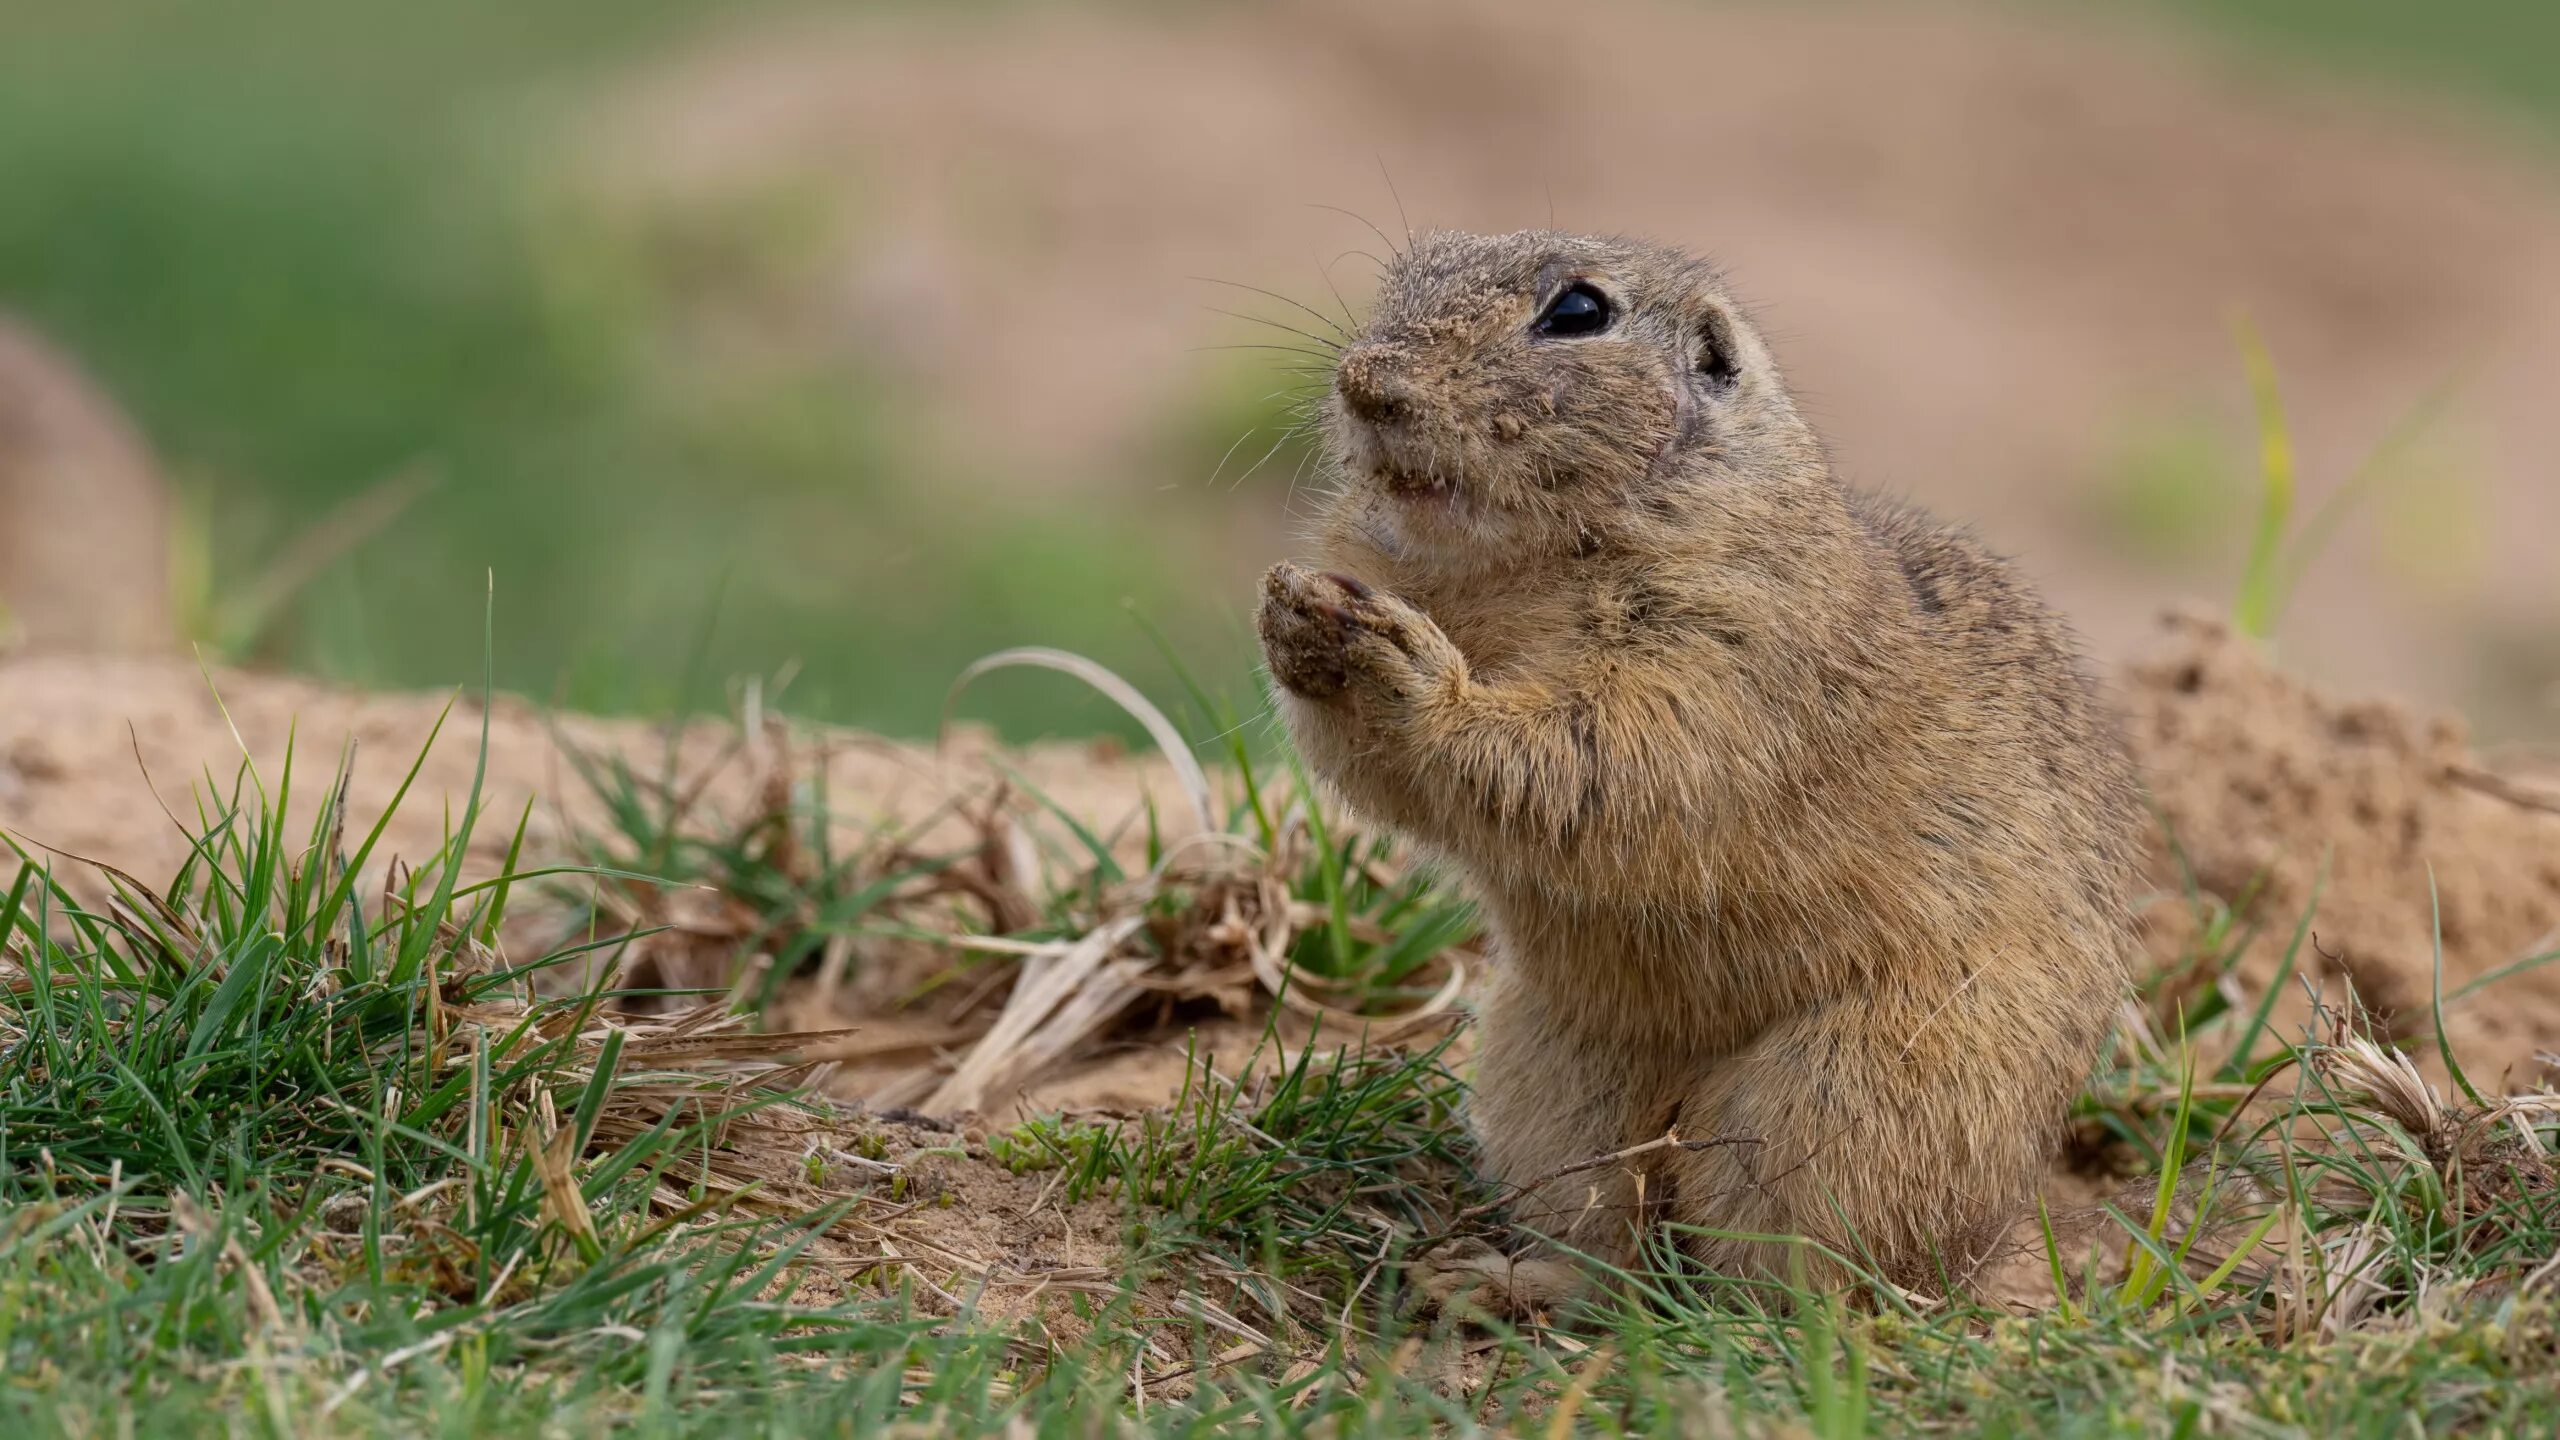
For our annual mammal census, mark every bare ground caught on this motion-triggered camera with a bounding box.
[2124,610,2560,1084]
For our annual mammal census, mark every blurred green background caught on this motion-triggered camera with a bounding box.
[2,0,2554,740]
[1,0,1269,739]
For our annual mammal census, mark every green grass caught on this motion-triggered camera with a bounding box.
[2079,345,2457,604]
[7,656,2559,1436]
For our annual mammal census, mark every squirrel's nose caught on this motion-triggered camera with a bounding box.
[1335,347,1417,427]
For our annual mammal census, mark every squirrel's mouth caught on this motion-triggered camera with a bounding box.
[1374,461,1459,502]
[1334,418,1463,505]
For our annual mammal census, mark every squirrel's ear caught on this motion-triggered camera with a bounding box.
[1693,302,1741,392]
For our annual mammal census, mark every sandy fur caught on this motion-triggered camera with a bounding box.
[1257,230,2143,1305]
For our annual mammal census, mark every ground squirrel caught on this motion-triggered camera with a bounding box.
[1256,229,2143,1306]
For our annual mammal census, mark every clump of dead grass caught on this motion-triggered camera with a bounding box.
[553,657,1472,1118]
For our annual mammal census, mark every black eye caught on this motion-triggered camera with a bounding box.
[1535,282,1612,337]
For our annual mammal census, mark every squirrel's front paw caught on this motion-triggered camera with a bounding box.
[1256,561,1447,702]
[1257,562,1358,699]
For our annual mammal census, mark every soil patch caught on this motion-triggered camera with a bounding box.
[2126,610,2560,1085]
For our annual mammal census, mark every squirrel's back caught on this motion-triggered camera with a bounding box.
[1848,488,2145,925]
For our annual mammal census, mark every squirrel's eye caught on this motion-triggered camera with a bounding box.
[1536,282,1612,337]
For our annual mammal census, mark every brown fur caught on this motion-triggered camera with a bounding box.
[1255,230,2143,1303]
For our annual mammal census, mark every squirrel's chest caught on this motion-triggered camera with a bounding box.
[1480,889,1809,1056]
[1415,588,1591,678]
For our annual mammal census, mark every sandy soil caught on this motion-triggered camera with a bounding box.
[2124,610,2560,1084]
[572,0,2560,731]
[0,651,1196,921]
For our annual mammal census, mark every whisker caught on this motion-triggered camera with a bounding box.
[1308,204,1401,261]
[1227,426,1297,491]
[1310,251,1362,335]
[1202,306,1345,353]
[1284,435,1324,515]
[1187,343,1341,367]
[1189,276,1353,343]
[1376,158,1412,246]
[1203,422,1264,490]
[1326,245,1393,279]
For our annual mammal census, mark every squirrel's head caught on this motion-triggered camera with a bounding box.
[1322,229,1817,567]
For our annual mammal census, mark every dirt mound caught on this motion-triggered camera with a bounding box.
[576,0,2560,726]
[2125,611,2560,1083]
[0,652,1194,915]
[0,318,173,655]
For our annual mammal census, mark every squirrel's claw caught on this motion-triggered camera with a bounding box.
[1257,560,1452,703]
